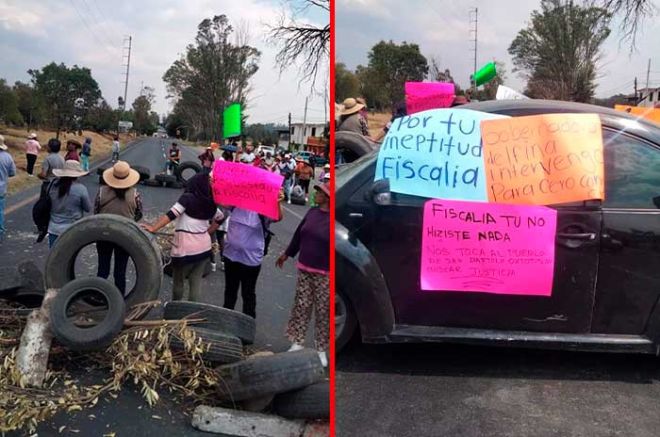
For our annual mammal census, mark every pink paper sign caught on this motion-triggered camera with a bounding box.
[421,199,557,295]
[212,160,284,219]
[405,81,456,114]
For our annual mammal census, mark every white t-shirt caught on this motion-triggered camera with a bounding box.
[241,152,255,163]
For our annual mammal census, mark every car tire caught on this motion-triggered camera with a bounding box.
[169,328,244,364]
[131,165,151,181]
[273,381,329,419]
[44,214,163,312]
[175,161,202,184]
[142,179,162,187]
[163,260,213,278]
[335,290,358,352]
[49,277,126,351]
[215,350,325,402]
[155,174,177,186]
[163,301,256,344]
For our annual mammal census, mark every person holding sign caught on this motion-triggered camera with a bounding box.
[142,173,225,302]
[222,190,285,319]
[276,182,330,360]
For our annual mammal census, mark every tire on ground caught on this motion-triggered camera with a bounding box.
[273,381,330,419]
[215,350,325,402]
[131,165,151,181]
[142,179,162,187]
[169,327,244,364]
[175,161,202,184]
[166,181,185,189]
[44,214,163,312]
[49,277,126,351]
[155,174,177,186]
[163,301,255,344]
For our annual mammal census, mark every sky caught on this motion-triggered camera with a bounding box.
[0,0,329,125]
[336,0,660,99]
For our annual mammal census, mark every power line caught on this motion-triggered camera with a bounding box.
[67,0,117,55]
[78,0,116,49]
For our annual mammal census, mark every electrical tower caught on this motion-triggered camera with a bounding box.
[469,7,478,93]
[121,36,132,110]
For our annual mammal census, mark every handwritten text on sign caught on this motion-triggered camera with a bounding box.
[405,82,455,114]
[212,160,283,219]
[481,113,604,205]
[421,199,557,295]
[375,108,509,200]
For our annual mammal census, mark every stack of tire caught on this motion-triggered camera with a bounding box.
[163,301,329,420]
[143,161,202,189]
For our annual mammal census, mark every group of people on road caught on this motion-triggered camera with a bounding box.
[0,134,330,357]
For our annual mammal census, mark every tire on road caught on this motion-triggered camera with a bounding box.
[142,179,162,187]
[169,327,244,364]
[163,301,256,344]
[44,214,163,312]
[155,174,177,186]
[49,277,126,351]
[175,161,202,184]
[166,181,185,189]
[131,165,151,181]
[273,381,330,419]
[215,350,325,402]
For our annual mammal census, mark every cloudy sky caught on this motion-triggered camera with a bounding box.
[336,0,660,98]
[0,0,329,125]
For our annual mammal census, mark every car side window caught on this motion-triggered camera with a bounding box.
[603,129,660,209]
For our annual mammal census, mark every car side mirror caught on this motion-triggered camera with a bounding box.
[369,179,391,206]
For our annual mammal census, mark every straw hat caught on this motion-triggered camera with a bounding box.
[103,161,140,189]
[314,182,330,197]
[28,133,37,139]
[323,163,330,169]
[340,98,365,116]
[0,135,6,151]
[53,160,89,178]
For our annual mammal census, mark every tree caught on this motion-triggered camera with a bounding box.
[428,59,464,96]
[335,62,360,102]
[363,41,429,109]
[163,15,260,141]
[509,0,611,102]
[84,99,116,132]
[0,79,23,126]
[268,0,329,89]
[594,0,656,48]
[132,86,156,135]
[13,81,46,129]
[28,62,102,138]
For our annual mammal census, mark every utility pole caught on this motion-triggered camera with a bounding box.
[645,58,651,102]
[469,7,478,93]
[302,96,309,151]
[288,112,292,149]
[634,77,638,104]
[121,36,132,111]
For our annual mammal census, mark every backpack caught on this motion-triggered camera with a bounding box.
[32,180,55,242]
[259,215,274,256]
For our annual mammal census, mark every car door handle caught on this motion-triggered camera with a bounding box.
[557,232,596,240]
[349,213,363,218]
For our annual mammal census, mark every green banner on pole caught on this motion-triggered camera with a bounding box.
[473,62,497,87]
[223,103,241,138]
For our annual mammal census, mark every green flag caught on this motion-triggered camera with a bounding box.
[223,103,241,138]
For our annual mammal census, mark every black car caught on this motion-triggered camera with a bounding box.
[335,99,660,353]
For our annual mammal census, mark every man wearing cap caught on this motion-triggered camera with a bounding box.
[24,133,41,176]
[0,135,16,242]
[337,97,370,137]
[278,153,296,204]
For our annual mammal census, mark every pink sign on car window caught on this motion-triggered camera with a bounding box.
[420,199,557,295]
[212,160,283,219]
[405,82,456,114]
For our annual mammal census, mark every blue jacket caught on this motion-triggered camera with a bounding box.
[0,150,16,196]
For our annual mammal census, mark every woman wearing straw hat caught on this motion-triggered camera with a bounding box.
[24,133,41,176]
[337,97,370,137]
[276,182,330,364]
[48,160,91,248]
[94,161,143,295]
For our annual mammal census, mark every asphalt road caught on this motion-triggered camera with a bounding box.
[336,342,660,436]
[2,137,316,436]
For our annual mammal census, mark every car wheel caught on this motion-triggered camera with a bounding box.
[215,350,325,402]
[49,277,126,351]
[44,214,163,313]
[335,290,357,352]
